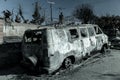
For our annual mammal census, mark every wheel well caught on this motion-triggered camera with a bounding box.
[66,55,75,64]
[61,55,75,68]
[103,43,108,49]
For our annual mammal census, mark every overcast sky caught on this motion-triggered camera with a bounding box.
[0,0,120,20]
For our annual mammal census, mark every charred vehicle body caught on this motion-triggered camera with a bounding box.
[21,24,109,74]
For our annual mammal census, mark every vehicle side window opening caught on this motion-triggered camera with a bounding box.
[94,26,102,34]
[25,37,31,43]
[69,29,79,39]
[24,30,43,44]
[24,31,33,43]
[88,27,95,36]
[80,28,88,38]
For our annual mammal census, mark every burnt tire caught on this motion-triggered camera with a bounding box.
[63,58,73,69]
[101,45,107,54]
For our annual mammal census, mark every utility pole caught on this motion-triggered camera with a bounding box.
[47,0,55,23]
[50,4,52,22]
[11,9,14,22]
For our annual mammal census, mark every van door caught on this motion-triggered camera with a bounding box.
[94,26,104,50]
[87,27,96,51]
[50,29,68,70]
[68,28,82,58]
[80,28,90,56]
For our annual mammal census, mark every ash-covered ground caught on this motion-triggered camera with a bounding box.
[0,44,119,80]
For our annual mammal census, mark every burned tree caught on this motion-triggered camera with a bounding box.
[3,10,12,23]
[18,4,28,23]
[31,2,44,25]
[73,4,94,24]
[15,14,21,23]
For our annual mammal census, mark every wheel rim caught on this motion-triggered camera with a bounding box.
[64,58,72,69]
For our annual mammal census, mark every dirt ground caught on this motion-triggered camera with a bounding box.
[0,46,119,80]
[0,43,23,73]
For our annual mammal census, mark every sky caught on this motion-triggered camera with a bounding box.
[0,0,120,21]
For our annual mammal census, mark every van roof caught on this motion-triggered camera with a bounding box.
[30,24,98,31]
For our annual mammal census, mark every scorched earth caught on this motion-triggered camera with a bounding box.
[0,49,119,80]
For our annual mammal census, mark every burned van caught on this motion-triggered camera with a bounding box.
[22,24,109,74]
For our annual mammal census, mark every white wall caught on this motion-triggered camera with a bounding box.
[4,23,39,37]
[2,21,40,43]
